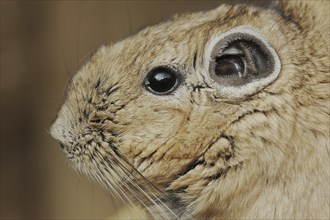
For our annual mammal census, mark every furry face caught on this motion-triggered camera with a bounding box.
[51,1,329,219]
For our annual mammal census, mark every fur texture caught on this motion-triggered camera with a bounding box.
[51,1,330,219]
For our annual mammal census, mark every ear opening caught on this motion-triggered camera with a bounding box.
[204,25,281,99]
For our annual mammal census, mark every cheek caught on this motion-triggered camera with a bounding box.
[117,107,187,164]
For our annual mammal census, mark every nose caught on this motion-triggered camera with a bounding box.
[50,117,66,144]
[50,105,74,146]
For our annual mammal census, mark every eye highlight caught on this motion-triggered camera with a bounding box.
[144,67,181,95]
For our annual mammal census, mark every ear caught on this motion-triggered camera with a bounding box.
[204,26,281,99]
[276,0,329,35]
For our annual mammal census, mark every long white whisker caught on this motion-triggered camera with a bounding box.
[92,146,177,219]
[92,149,148,216]
[113,156,180,219]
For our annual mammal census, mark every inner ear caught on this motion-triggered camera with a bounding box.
[205,26,281,99]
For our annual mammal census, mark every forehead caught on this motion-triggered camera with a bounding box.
[71,4,280,89]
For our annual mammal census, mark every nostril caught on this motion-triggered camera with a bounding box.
[60,143,65,149]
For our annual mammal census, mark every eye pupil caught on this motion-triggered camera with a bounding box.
[215,56,244,78]
[144,67,179,95]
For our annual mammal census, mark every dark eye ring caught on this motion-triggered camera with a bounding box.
[143,66,181,95]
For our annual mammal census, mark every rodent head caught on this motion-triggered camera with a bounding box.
[51,1,329,219]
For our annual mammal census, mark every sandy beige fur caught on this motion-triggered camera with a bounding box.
[51,1,330,219]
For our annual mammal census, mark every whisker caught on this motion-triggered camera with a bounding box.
[94,170,126,205]
[94,151,148,212]
[93,146,176,219]
[112,155,180,219]
[85,154,130,209]
[98,170,147,219]
[91,149,136,207]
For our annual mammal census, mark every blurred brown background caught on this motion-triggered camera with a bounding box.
[1,1,267,219]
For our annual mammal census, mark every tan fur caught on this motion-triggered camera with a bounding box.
[51,1,330,219]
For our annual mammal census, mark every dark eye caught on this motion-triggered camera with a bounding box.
[144,67,180,95]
